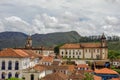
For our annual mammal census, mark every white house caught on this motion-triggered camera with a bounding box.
[0,48,40,79]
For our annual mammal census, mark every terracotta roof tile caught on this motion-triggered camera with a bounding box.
[14,49,29,57]
[94,68,118,74]
[38,65,68,70]
[34,65,46,71]
[80,43,101,48]
[76,64,89,68]
[69,71,85,80]
[0,48,41,58]
[52,61,61,65]
[94,75,102,80]
[60,43,102,49]
[41,56,54,62]
[42,72,68,80]
[0,48,29,58]
[60,43,80,49]
[23,50,41,58]
[67,65,75,72]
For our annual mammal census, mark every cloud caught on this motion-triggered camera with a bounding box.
[0,0,120,36]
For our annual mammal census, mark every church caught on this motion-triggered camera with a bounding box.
[59,33,108,60]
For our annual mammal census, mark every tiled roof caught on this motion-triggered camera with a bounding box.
[60,43,81,49]
[37,65,68,70]
[23,50,41,58]
[0,48,29,58]
[94,75,102,80]
[80,43,101,48]
[76,64,89,68]
[42,72,68,80]
[34,65,46,71]
[60,43,102,49]
[41,56,54,62]
[67,65,75,72]
[52,61,61,65]
[0,48,41,58]
[69,71,85,80]
[94,68,118,74]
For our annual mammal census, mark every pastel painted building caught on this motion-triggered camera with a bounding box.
[59,33,108,60]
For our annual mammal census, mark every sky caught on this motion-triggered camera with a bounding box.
[0,0,120,36]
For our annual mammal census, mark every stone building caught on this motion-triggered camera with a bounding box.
[59,33,108,60]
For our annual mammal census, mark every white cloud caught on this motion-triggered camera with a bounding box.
[0,0,120,36]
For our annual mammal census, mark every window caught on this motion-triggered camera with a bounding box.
[15,61,19,70]
[66,51,67,55]
[31,74,34,80]
[8,72,12,78]
[73,56,74,58]
[73,52,74,55]
[15,72,19,78]
[8,61,12,70]
[69,51,71,55]
[77,52,78,55]
[86,49,87,52]
[1,72,5,79]
[97,49,99,53]
[2,61,5,70]
[62,51,64,54]
[69,56,71,58]
[79,52,81,55]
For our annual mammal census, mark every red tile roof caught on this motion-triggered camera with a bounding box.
[60,43,102,49]
[94,68,118,74]
[76,64,89,68]
[80,43,101,48]
[60,43,81,49]
[69,71,85,80]
[0,48,29,58]
[42,72,68,80]
[94,75,102,80]
[0,48,41,58]
[34,65,46,71]
[41,56,54,62]
[67,65,75,72]
[23,50,41,58]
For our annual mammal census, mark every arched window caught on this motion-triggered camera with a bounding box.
[15,72,19,78]
[1,72,5,79]
[8,72,12,78]
[8,61,12,70]
[2,61,5,70]
[15,61,19,70]
[31,74,34,80]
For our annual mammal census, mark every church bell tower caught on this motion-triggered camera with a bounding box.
[25,35,32,49]
[101,33,107,47]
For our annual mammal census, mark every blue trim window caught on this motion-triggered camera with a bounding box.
[8,61,12,70]
[8,72,12,78]
[1,72,5,79]
[15,72,19,78]
[15,61,19,70]
[2,61,5,70]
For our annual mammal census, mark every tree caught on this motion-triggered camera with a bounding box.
[83,73,93,80]
[6,77,21,80]
[108,50,120,61]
